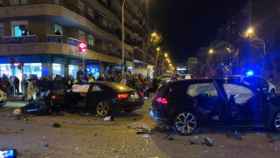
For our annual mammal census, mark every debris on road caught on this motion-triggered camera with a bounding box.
[189,136,202,145]
[203,137,215,147]
[226,130,243,141]
[128,122,152,135]
[164,133,175,141]
[142,134,151,139]
[52,123,62,128]
[13,108,22,120]
[188,136,215,147]
[104,116,114,121]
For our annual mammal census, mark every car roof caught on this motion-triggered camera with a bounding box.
[94,81,134,92]
[167,78,246,86]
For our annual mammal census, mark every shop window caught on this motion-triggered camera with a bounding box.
[54,0,60,4]
[21,0,28,4]
[0,24,4,37]
[0,64,12,77]
[86,64,100,80]
[23,63,42,79]
[52,63,64,78]
[9,0,28,5]
[9,0,19,5]
[87,34,95,48]
[53,24,63,35]
[68,65,79,79]
[78,0,85,12]
[11,21,28,37]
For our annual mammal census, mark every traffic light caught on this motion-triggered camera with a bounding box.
[78,42,87,54]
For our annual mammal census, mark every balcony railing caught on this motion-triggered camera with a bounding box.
[0,35,39,44]
[0,35,122,58]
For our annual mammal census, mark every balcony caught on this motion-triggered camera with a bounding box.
[0,35,122,64]
[0,35,39,44]
[0,3,135,51]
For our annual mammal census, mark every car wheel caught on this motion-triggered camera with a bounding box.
[273,112,280,132]
[174,112,198,135]
[96,101,111,117]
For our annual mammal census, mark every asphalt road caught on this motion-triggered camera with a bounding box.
[0,100,280,158]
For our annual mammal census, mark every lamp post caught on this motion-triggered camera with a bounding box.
[244,26,266,56]
[121,0,126,79]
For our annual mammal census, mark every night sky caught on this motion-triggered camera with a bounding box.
[150,0,246,64]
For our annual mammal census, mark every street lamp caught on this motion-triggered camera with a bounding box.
[164,53,168,58]
[244,26,266,56]
[121,0,127,79]
[156,47,161,52]
[150,32,161,44]
[208,48,214,55]
[244,26,255,38]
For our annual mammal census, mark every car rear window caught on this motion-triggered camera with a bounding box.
[156,85,169,97]
[187,83,218,97]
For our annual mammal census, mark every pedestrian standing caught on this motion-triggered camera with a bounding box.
[27,79,37,101]
[14,76,20,95]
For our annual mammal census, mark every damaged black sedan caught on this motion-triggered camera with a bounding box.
[64,81,144,117]
[150,79,280,135]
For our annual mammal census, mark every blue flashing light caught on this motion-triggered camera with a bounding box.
[246,70,254,77]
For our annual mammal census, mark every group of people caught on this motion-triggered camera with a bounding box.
[0,71,161,101]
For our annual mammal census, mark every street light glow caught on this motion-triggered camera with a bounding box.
[150,32,161,44]
[164,53,168,58]
[245,26,255,38]
[156,47,161,52]
[166,58,171,63]
[208,48,214,54]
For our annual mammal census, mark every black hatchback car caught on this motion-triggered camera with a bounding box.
[150,79,280,135]
[64,81,144,117]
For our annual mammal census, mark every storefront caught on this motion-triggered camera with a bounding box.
[52,63,65,78]
[86,63,100,79]
[68,64,79,79]
[0,55,104,80]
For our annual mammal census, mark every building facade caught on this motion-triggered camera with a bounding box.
[0,0,154,80]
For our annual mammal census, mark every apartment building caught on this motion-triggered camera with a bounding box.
[0,0,153,79]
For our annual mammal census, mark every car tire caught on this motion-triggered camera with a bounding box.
[174,112,198,135]
[96,101,111,117]
[273,112,280,132]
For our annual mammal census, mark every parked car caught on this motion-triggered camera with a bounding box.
[64,81,144,117]
[0,89,7,107]
[150,79,280,135]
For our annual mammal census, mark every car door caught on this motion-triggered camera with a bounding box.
[186,82,224,123]
[222,83,265,126]
[87,84,106,107]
